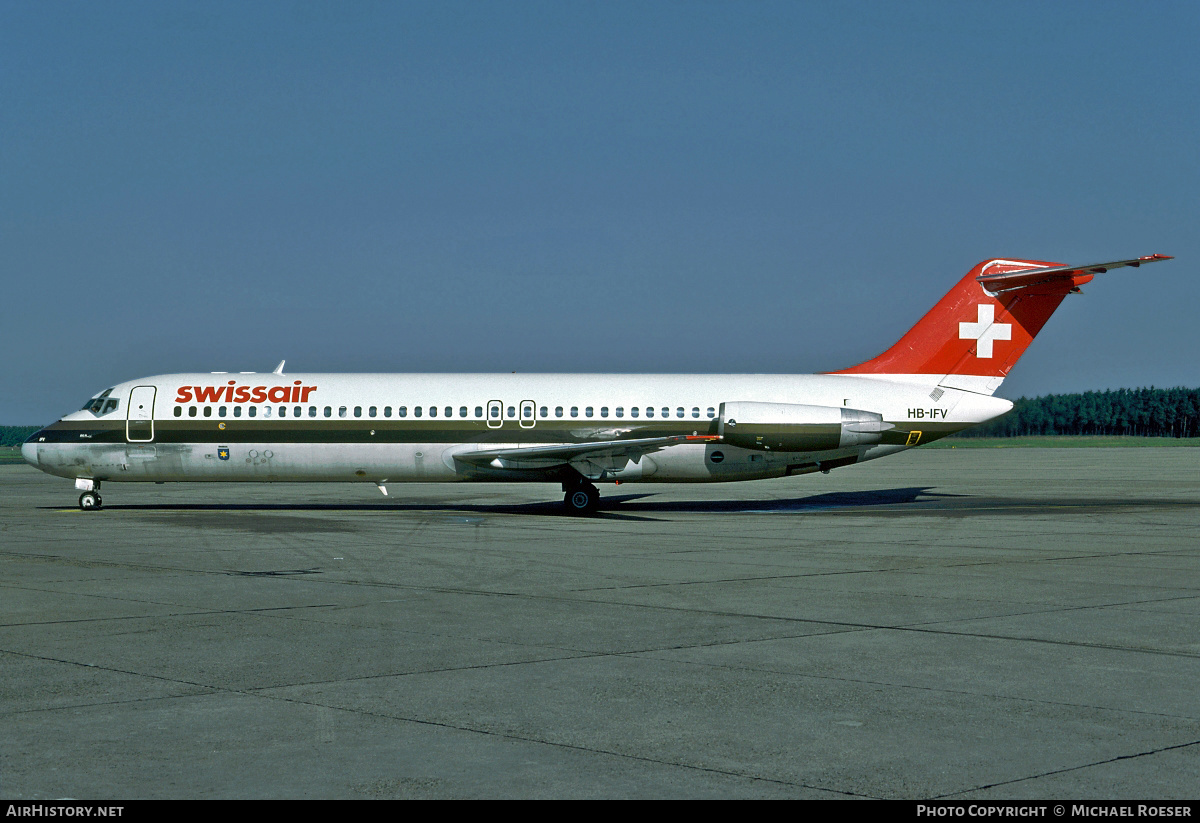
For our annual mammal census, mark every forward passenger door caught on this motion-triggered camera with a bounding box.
[126,386,156,442]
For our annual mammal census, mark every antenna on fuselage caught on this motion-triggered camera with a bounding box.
[273,360,286,375]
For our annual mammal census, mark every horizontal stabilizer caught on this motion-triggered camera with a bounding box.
[977,254,1172,294]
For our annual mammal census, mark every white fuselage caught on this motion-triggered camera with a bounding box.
[24,372,1011,487]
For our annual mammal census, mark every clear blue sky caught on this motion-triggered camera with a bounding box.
[3,1,1197,423]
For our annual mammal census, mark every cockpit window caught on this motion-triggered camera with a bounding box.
[80,390,120,416]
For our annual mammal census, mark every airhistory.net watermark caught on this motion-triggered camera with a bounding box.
[6,807,123,818]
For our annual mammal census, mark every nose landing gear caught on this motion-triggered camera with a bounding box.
[76,479,102,511]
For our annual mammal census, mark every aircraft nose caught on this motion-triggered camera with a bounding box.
[21,440,38,467]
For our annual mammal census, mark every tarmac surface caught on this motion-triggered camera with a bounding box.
[1,447,1198,799]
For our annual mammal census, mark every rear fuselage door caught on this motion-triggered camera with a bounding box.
[520,400,536,429]
[126,386,156,442]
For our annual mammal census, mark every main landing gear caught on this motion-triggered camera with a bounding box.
[562,479,600,515]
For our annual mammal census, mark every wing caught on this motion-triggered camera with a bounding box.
[976,254,1172,295]
[451,434,719,478]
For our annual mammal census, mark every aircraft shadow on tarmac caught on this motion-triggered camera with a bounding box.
[48,484,1193,524]
[46,486,989,523]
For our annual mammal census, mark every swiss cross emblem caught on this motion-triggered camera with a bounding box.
[959,304,1012,358]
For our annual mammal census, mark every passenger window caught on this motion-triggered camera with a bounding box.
[646,407,654,418]
[324,406,332,418]
[384,406,392,417]
[353,406,362,417]
[233,406,242,418]
[570,407,578,417]
[661,407,669,418]
[616,407,624,418]
[459,406,467,417]
[555,406,563,417]
[586,407,593,417]
[445,406,452,418]
[399,406,408,417]
[218,406,227,418]
[174,407,182,418]
[278,407,286,417]
[189,406,197,417]
[692,407,700,418]
[339,406,347,418]
[630,407,639,418]
[599,407,608,417]
[263,407,272,418]
[294,406,302,417]
[308,406,317,418]
[369,406,377,418]
[676,407,685,418]
[475,406,484,418]
[429,406,437,417]
[415,407,422,417]
[248,406,257,418]
[707,407,715,418]
[507,406,516,418]
[203,406,212,418]
[540,406,548,418]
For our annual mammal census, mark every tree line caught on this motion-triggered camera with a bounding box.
[955,386,1200,438]
[1,426,40,448]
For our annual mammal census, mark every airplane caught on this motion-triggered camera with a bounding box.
[22,254,1171,514]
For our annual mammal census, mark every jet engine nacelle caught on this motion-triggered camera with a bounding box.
[718,401,893,452]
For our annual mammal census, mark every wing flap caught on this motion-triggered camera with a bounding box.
[451,435,719,470]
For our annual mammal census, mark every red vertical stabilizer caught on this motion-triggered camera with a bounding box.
[829,255,1170,393]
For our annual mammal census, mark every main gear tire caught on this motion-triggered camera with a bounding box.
[563,484,599,515]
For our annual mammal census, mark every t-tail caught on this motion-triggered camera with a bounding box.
[830,254,1173,396]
